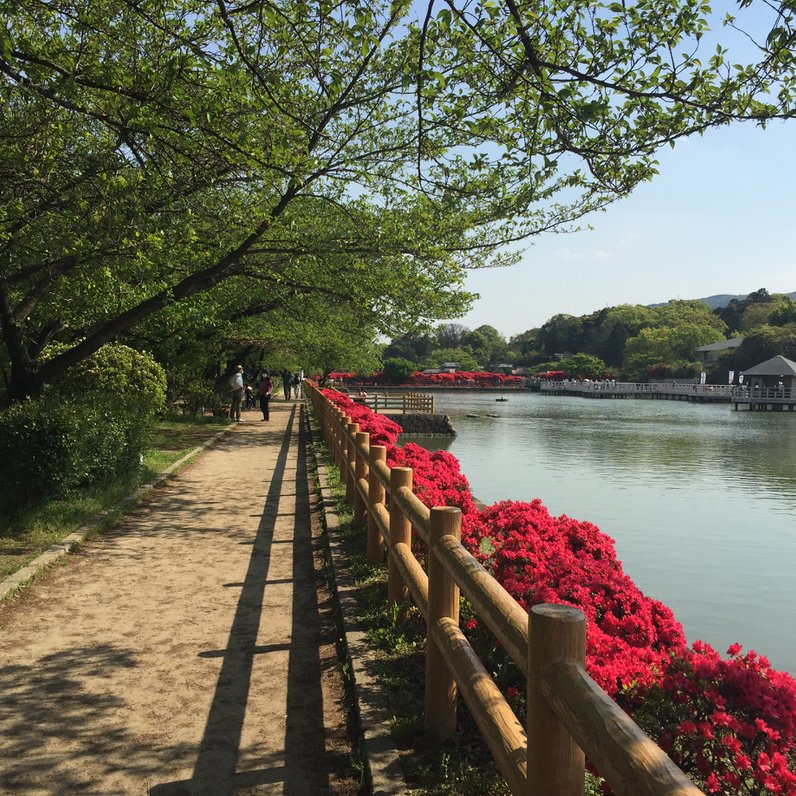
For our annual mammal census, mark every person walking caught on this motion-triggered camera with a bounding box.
[229,365,245,421]
[282,370,292,401]
[258,372,273,421]
[292,372,301,399]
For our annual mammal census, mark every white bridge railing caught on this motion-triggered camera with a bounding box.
[540,381,734,398]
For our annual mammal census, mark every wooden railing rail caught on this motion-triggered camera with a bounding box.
[403,391,436,413]
[540,658,702,796]
[307,381,703,796]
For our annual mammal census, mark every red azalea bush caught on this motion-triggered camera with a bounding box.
[321,388,403,447]
[385,442,488,560]
[386,443,482,522]
[335,368,526,387]
[316,388,796,794]
[625,642,796,795]
[405,370,525,387]
[475,500,687,694]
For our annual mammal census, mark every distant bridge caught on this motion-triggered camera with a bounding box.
[539,380,733,403]
[539,381,796,411]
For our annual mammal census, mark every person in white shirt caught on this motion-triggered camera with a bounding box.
[229,365,244,421]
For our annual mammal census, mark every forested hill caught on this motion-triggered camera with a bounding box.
[383,288,796,384]
[650,291,796,310]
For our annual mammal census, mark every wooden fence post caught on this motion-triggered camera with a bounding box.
[319,393,329,442]
[345,422,359,503]
[388,467,412,605]
[368,445,387,563]
[326,401,335,452]
[327,404,336,459]
[424,506,462,742]
[334,409,346,469]
[527,604,586,796]
[354,430,369,526]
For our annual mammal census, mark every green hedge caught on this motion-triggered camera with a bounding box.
[0,344,167,509]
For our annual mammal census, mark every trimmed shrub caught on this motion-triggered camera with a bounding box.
[0,345,166,508]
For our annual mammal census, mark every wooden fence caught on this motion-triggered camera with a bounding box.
[355,391,435,414]
[307,382,703,795]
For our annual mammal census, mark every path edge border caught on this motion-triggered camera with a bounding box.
[0,425,232,603]
[304,408,407,796]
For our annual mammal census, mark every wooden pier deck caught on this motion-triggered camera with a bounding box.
[730,386,796,411]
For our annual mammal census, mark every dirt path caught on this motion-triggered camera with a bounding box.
[0,401,357,795]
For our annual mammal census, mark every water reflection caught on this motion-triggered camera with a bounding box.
[400,391,796,673]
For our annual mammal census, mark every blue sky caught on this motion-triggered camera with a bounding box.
[439,0,796,340]
[453,118,796,338]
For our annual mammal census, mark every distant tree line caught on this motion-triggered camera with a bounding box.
[382,290,796,382]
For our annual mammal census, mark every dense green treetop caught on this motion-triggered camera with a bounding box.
[386,290,792,378]
[382,356,418,381]
[769,299,796,326]
[2,0,795,403]
[556,352,607,379]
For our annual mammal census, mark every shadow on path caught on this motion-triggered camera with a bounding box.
[0,645,194,792]
[152,404,329,795]
[284,404,327,795]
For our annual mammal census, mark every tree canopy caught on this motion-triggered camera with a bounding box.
[2,0,796,403]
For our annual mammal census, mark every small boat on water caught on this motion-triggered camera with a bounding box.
[495,397,508,402]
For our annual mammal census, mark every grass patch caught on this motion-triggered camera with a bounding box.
[0,413,229,580]
[314,442,605,796]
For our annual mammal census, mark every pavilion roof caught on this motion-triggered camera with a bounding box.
[695,336,744,353]
[741,355,796,377]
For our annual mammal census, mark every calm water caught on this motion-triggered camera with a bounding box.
[408,391,796,674]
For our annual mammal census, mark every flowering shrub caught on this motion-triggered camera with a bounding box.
[321,388,403,447]
[316,388,796,794]
[385,442,487,560]
[327,369,526,387]
[386,443,482,522]
[625,642,796,795]
[406,370,525,387]
[476,500,687,694]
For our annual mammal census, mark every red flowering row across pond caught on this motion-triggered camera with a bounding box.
[327,370,525,386]
[321,388,796,795]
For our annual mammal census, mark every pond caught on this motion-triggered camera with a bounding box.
[407,391,796,674]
